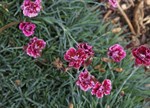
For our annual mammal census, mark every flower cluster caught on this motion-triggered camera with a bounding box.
[64,44,128,99]
[21,0,42,18]
[76,70,112,98]
[108,44,126,62]
[64,42,149,99]
[64,43,94,69]
[24,37,46,58]
[132,45,150,66]
[20,0,46,58]
[64,43,111,99]
[19,22,36,37]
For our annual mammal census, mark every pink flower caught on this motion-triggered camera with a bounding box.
[108,0,117,8]
[64,47,87,69]
[91,82,104,98]
[132,45,150,66]
[77,43,94,57]
[24,37,46,58]
[19,22,36,37]
[102,79,112,95]
[77,43,94,66]
[108,44,126,62]
[91,79,112,98]
[76,69,95,91]
[21,0,42,18]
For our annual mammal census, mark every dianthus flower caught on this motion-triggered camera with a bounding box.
[64,47,87,69]
[19,22,36,37]
[21,0,42,18]
[132,45,150,66]
[91,82,104,98]
[108,44,126,62]
[102,79,112,95]
[77,43,94,66]
[76,69,95,91]
[24,37,46,58]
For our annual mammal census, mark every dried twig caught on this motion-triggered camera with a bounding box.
[103,10,112,20]
[0,21,19,33]
[117,0,136,35]
[128,0,134,6]
[143,16,150,25]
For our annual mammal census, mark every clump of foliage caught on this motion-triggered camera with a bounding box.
[0,0,149,108]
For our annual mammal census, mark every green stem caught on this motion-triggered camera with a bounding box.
[59,23,78,45]
[0,47,23,53]
[68,34,78,45]
[100,98,103,108]
[110,67,139,106]
[107,62,115,79]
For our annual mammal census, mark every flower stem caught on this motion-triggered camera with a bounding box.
[110,67,139,106]
[0,47,23,53]
[107,62,115,79]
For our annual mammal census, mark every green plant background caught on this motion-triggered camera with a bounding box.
[0,0,149,108]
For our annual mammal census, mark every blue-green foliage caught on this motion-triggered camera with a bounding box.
[0,0,149,108]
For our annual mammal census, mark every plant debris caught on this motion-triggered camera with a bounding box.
[99,0,150,46]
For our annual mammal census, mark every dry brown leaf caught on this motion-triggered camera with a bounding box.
[101,57,112,63]
[84,57,93,67]
[15,80,21,86]
[114,68,123,72]
[94,64,101,70]
[52,58,63,69]
[120,90,125,96]
[112,27,122,33]
[111,17,120,24]
[99,68,106,73]
[144,0,150,5]
[103,10,112,20]
[133,1,145,36]
[94,64,106,73]
[68,103,73,108]
[143,16,150,25]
